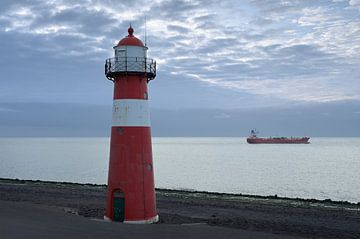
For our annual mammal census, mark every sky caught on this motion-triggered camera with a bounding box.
[0,0,359,136]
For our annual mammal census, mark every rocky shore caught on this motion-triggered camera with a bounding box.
[0,178,359,238]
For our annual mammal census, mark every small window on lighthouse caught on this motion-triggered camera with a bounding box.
[116,49,126,58]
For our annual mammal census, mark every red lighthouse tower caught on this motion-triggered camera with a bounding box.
[104,26,158,223]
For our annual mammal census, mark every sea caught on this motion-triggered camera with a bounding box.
[0,137,359,203]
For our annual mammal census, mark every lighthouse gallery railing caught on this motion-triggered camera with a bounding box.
[105,57,156,81]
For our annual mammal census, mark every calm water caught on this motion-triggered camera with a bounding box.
[0,137,359,203]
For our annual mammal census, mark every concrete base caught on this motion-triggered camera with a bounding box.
[124,215,159,224]
[103,215,159,224]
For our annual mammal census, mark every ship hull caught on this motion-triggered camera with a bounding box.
[247,137,310,144]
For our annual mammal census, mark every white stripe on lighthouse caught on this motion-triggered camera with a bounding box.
[112,99,150,127]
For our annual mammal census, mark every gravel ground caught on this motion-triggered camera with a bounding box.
[0,178,359,239]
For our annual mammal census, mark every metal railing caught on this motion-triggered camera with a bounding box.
[105,57,156,81]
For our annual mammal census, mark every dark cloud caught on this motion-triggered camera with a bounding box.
[167,24,190,34]
[249,44,341,77]
[149,0,201,21]
[192,13,216,23]
[250,17,274,26]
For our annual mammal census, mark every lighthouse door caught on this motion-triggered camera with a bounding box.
[113,190,125,222]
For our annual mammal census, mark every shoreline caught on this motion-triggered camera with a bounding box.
[1,177,359,238]
[1,177,358,206]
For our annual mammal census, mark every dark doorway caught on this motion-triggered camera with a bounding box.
[113,189,125,222]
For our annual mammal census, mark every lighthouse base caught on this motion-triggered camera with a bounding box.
[104,215,159,224]
[124,215,159,224]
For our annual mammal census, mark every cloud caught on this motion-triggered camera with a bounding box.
[349,0,360,12]
[0,0,359,106]
[0,107,18,112]
[350,0,360,6]
[214,112,231,119]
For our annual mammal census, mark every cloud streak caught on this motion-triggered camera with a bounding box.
[0,0,359,105]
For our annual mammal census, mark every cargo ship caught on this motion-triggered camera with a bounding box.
[247,130,310,144]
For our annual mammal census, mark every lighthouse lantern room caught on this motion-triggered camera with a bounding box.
[105,26,156,81]
[104,26,158,223]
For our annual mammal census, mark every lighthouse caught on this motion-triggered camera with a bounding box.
[104,26,158,223]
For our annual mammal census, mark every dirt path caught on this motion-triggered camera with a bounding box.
[0,178,359,238]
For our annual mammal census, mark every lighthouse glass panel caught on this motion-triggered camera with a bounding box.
[115,49,126,58]
[114,49,126,72]
[126,46,146,72]
[113,46,148,73]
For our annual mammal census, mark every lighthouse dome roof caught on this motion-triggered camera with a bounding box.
[115,26,144,47]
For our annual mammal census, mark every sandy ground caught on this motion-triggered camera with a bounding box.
[0,178,359,238]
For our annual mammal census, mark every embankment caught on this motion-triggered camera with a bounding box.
[0,178,359,238]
